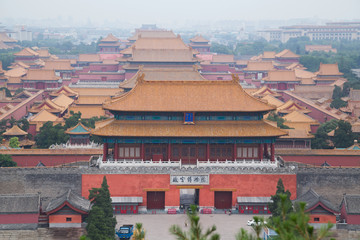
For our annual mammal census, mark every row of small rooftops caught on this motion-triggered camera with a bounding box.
[0,189,91,215]
[1,188,360,216]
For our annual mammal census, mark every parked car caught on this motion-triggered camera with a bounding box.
[247,219,267,226]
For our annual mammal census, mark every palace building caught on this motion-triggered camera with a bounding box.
[81,68,297,213]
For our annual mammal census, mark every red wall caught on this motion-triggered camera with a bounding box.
[0,91,44,120]
[282,155,360,167]
[78,73,124,81]
[309,214,336,224]
[282,92,337,123]
[0,214,39,224]
[341,203,360,224]
[49,214,81,224]
[89,64,119,72]
[201,74,232,80]
[82,174,296,208]
[12,154,92,167]
[201,64,231,72]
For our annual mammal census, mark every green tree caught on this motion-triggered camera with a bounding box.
[65,111,82,129]
[0,87,12,97]
[330,98,347,109]
[87,176,117,240]
[169,204,220,240]
[269,178,293,218]
[332,86,343,99]
[333,120,355,148]
[9,137,19,148]
[35,121,68,148]
[266,112,291,129]
[133,223,146,240]
[0,154,17,167]
[311,120,339,149]
[268,195,334,240]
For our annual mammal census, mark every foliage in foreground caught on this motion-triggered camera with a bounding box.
[269,178,293,218]
[169,205,220,240]
[133,222,146,240]
[86,176,117,240]
[0,154,17,167]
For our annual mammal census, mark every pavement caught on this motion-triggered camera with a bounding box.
[115,213,258,240]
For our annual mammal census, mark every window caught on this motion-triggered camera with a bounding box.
[314,217,320,222]
[66,217,72,222]
[119,146,141,158]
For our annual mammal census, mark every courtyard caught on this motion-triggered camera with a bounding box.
[115,213,259,240]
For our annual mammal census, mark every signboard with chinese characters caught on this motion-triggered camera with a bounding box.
[170,175,209,185]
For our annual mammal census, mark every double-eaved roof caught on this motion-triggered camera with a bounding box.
[92,119,286,137]
[119,68,207,90]
[3,125,27,136]
[65,122,92,135]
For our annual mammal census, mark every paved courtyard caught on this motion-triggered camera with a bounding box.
[115,214,258,240]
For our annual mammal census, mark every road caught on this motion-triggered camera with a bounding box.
[116,213,258,240]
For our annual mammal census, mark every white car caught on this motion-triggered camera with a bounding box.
[247,219,255,226]
[247,219,267,226]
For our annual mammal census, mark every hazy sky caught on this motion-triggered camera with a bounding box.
[2,0,359,27]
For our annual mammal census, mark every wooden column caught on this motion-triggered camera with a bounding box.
[114,143,119,161]
[206,143,210,160]
[271,143,275,161]
[167,143,171,160]
[141,143,145,160]
[259,143,263,161]
[233,144,237,161]
[264,143,268,159]
[103,143,108,162]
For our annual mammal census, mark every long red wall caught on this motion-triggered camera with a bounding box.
[12,155,91,167]
[82,174,296,208]
[0,214,39,224]
[282,155,360,167]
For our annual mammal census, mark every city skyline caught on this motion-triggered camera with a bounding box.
[1,0,360,28]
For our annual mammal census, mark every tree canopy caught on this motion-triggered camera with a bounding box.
[35,121,68,148]
[9,137,19,148]
[169,204,220,240]
[0,154,17,167]
[86,176,117,240]
[333,120,355,148]
[266,112,291,129]
[269,178,293,219]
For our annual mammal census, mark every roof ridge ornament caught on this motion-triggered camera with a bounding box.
[231,74,239,83]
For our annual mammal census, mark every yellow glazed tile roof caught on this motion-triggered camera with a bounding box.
[50,86,78,97]
[105,75,276,113]
[283,110,319,124]
[22,69,60,81]
[92,119,287,137]
[275,49,299,59]
[277,100,311,114]
[51,93,74,109]
[261,95,284,108]
[244,61,275,71]
[29,99,64,114]
[3,125,27,136]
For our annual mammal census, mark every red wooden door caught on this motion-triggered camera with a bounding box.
[278,83,287,90]
[214,191,232,209]
[36,82,45,89]
[147,191,165,209]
